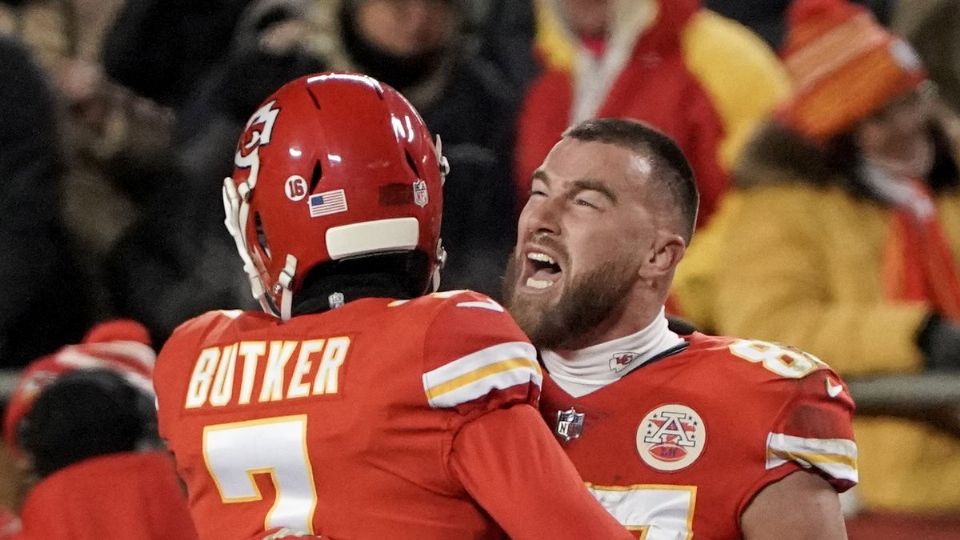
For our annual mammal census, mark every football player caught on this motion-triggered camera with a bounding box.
[153,73,631,540]
[503,118,858,539]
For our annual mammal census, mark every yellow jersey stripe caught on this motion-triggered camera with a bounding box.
[766,432,859,483]
[422,341,541,408]
[425,357,542,401]
[766,448,858,470]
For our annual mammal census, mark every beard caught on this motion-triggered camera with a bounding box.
[503,253,638,350]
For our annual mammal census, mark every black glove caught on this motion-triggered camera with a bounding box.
[917,314,960,372]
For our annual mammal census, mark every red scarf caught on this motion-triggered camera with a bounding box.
[882,179,960,320]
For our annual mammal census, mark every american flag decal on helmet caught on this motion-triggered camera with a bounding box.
[309,189,348,217]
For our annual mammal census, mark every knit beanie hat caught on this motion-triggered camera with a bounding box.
[776,0,926,141]
[2,320,155,447]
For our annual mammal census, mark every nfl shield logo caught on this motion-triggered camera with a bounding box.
[555,408,585,443]
[413,179,428,207]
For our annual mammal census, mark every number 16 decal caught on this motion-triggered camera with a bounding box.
[203,415,317,534]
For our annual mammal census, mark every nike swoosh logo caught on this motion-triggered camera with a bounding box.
[825,378,844,398]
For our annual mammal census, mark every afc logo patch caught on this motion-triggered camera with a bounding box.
[636,404,706,472]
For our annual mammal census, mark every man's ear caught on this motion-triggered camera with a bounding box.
[639,231,686,279]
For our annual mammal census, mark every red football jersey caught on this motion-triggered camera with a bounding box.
[155,291,630,540]
[539,333,858,540]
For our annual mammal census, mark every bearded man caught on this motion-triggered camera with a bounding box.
[503,117,857,539]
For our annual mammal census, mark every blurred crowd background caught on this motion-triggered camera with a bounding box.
[1,0,960,536]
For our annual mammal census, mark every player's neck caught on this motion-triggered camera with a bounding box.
[541,307,684,398]
[293,272,413,315]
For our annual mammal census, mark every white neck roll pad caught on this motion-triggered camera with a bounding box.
[325,217,421,260]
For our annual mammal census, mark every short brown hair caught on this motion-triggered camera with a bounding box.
[563,118,699,241]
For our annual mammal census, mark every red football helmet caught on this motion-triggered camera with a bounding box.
[223,73,448,319]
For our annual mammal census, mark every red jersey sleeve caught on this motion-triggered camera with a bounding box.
[449,405,632,540]
[419,291,542,417]
[765,367,858,492]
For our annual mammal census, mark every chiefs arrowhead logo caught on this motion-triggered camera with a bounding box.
[233,101,281,190]
[236,100,280,166]
[609,351,640,373]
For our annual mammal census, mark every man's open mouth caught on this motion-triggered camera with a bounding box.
[523,251,563,290]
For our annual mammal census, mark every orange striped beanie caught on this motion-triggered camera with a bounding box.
[776,0,926,141]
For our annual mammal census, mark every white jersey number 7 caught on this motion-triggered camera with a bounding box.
[203,415,318,534]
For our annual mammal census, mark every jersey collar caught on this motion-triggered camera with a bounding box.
[540,307,685,397]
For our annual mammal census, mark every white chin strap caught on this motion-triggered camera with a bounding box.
[435,135,450,184]
[431,134,448,292]
[430,240,446,293]
[277,254,298,321]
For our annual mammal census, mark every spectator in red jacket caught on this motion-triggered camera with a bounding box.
[0,320,198,540]
[516,0,789,225]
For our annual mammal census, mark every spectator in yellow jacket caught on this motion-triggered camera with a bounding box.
[675,0,960,515]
